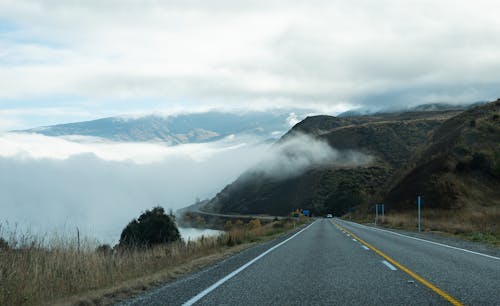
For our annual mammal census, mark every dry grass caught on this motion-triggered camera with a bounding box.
[378,206,500,245]
[0,219,304,306]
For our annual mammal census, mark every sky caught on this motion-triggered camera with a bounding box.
[1,0,500,130]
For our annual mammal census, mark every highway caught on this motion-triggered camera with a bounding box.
[119,219,500,305]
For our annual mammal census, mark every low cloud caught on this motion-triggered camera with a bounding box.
[248,133,372,180]
[0,133,268,243]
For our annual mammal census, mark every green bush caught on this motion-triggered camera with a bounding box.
[119,206,180,248]
[0,237,9,251]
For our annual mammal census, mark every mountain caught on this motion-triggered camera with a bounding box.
[202,100,500,222]
[337,101,486,117]
[18,111,311,145]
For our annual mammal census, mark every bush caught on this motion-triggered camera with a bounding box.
[223,220,233,231]
[96,244,112,255]
[195,216,206,226]
[119,206,181,248]
[0,237,9,251]
[248,219,261,230]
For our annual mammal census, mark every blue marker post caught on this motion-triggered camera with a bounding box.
[417,196,421,232]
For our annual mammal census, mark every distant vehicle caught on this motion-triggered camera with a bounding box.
[326,214,333,218]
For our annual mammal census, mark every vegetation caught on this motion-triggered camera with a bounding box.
[367,206,500,246]
[119,206,180,248]
[0,218,307,306]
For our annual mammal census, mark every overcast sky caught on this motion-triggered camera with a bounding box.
[1,0,500,129]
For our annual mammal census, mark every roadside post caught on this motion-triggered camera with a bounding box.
[417,196,421,232]
[375,204,379,225]
[381,204,385,223]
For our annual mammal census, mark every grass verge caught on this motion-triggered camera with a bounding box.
[347,206,500,246]
[0,218,309,306]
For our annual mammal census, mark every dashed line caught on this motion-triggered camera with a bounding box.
[341,220,500,261]
[361,245,370,251]
[333,221,463,306]
[382,260,397,271]
[351,238,357,242]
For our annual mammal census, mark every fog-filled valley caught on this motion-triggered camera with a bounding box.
[0,131,271,244]
[0,113,341,244]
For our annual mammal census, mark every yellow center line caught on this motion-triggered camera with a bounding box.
[333,221,463,306]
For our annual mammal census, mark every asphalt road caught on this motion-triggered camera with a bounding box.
[119,219,500,305]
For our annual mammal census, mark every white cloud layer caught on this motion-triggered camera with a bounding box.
[1,0,500,128]
[0,132,269,243]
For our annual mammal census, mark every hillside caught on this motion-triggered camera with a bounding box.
[384,100,500,214]
[203,108,466,216]
[201,99,500,238]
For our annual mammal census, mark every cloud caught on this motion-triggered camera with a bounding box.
[0,132,269,243]
[248,133,372,180]
[1,0,499,120]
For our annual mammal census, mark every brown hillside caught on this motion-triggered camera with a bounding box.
[385,100,500,212]
[204,110,462,216]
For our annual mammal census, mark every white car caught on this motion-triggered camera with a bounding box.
[326,214,333,218]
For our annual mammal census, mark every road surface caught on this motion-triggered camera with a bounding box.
[119,219,500,305]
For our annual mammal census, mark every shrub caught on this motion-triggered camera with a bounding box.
[195,216,206,226]
[119,206,180,248]
[0,237,9,251]
[223,220,233,231]
[248,219,261,230]
[96,244,112,255]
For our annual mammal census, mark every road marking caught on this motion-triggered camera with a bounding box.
[382,260,397,270]
[361,245,370,251]
[334,222,463,306]
[182,221,316,306]
[351,238,357,242]
[339,219,500,261]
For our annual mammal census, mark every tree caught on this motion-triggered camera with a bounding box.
[119,206,181,248]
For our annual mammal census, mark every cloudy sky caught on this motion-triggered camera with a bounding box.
[1,0,500,129]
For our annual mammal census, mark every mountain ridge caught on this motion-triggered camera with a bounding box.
[16,111,311,145]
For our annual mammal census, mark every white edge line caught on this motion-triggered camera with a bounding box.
[337,219,500,261]
[382,260,397,271]
[182,221,316,306]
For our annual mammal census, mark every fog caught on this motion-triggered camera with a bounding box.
[247,133,373,180]
[0,131,372,244]
[0,133,269,244]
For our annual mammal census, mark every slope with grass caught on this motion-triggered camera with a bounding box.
[204,109,462,216]
[383,100,500,238]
